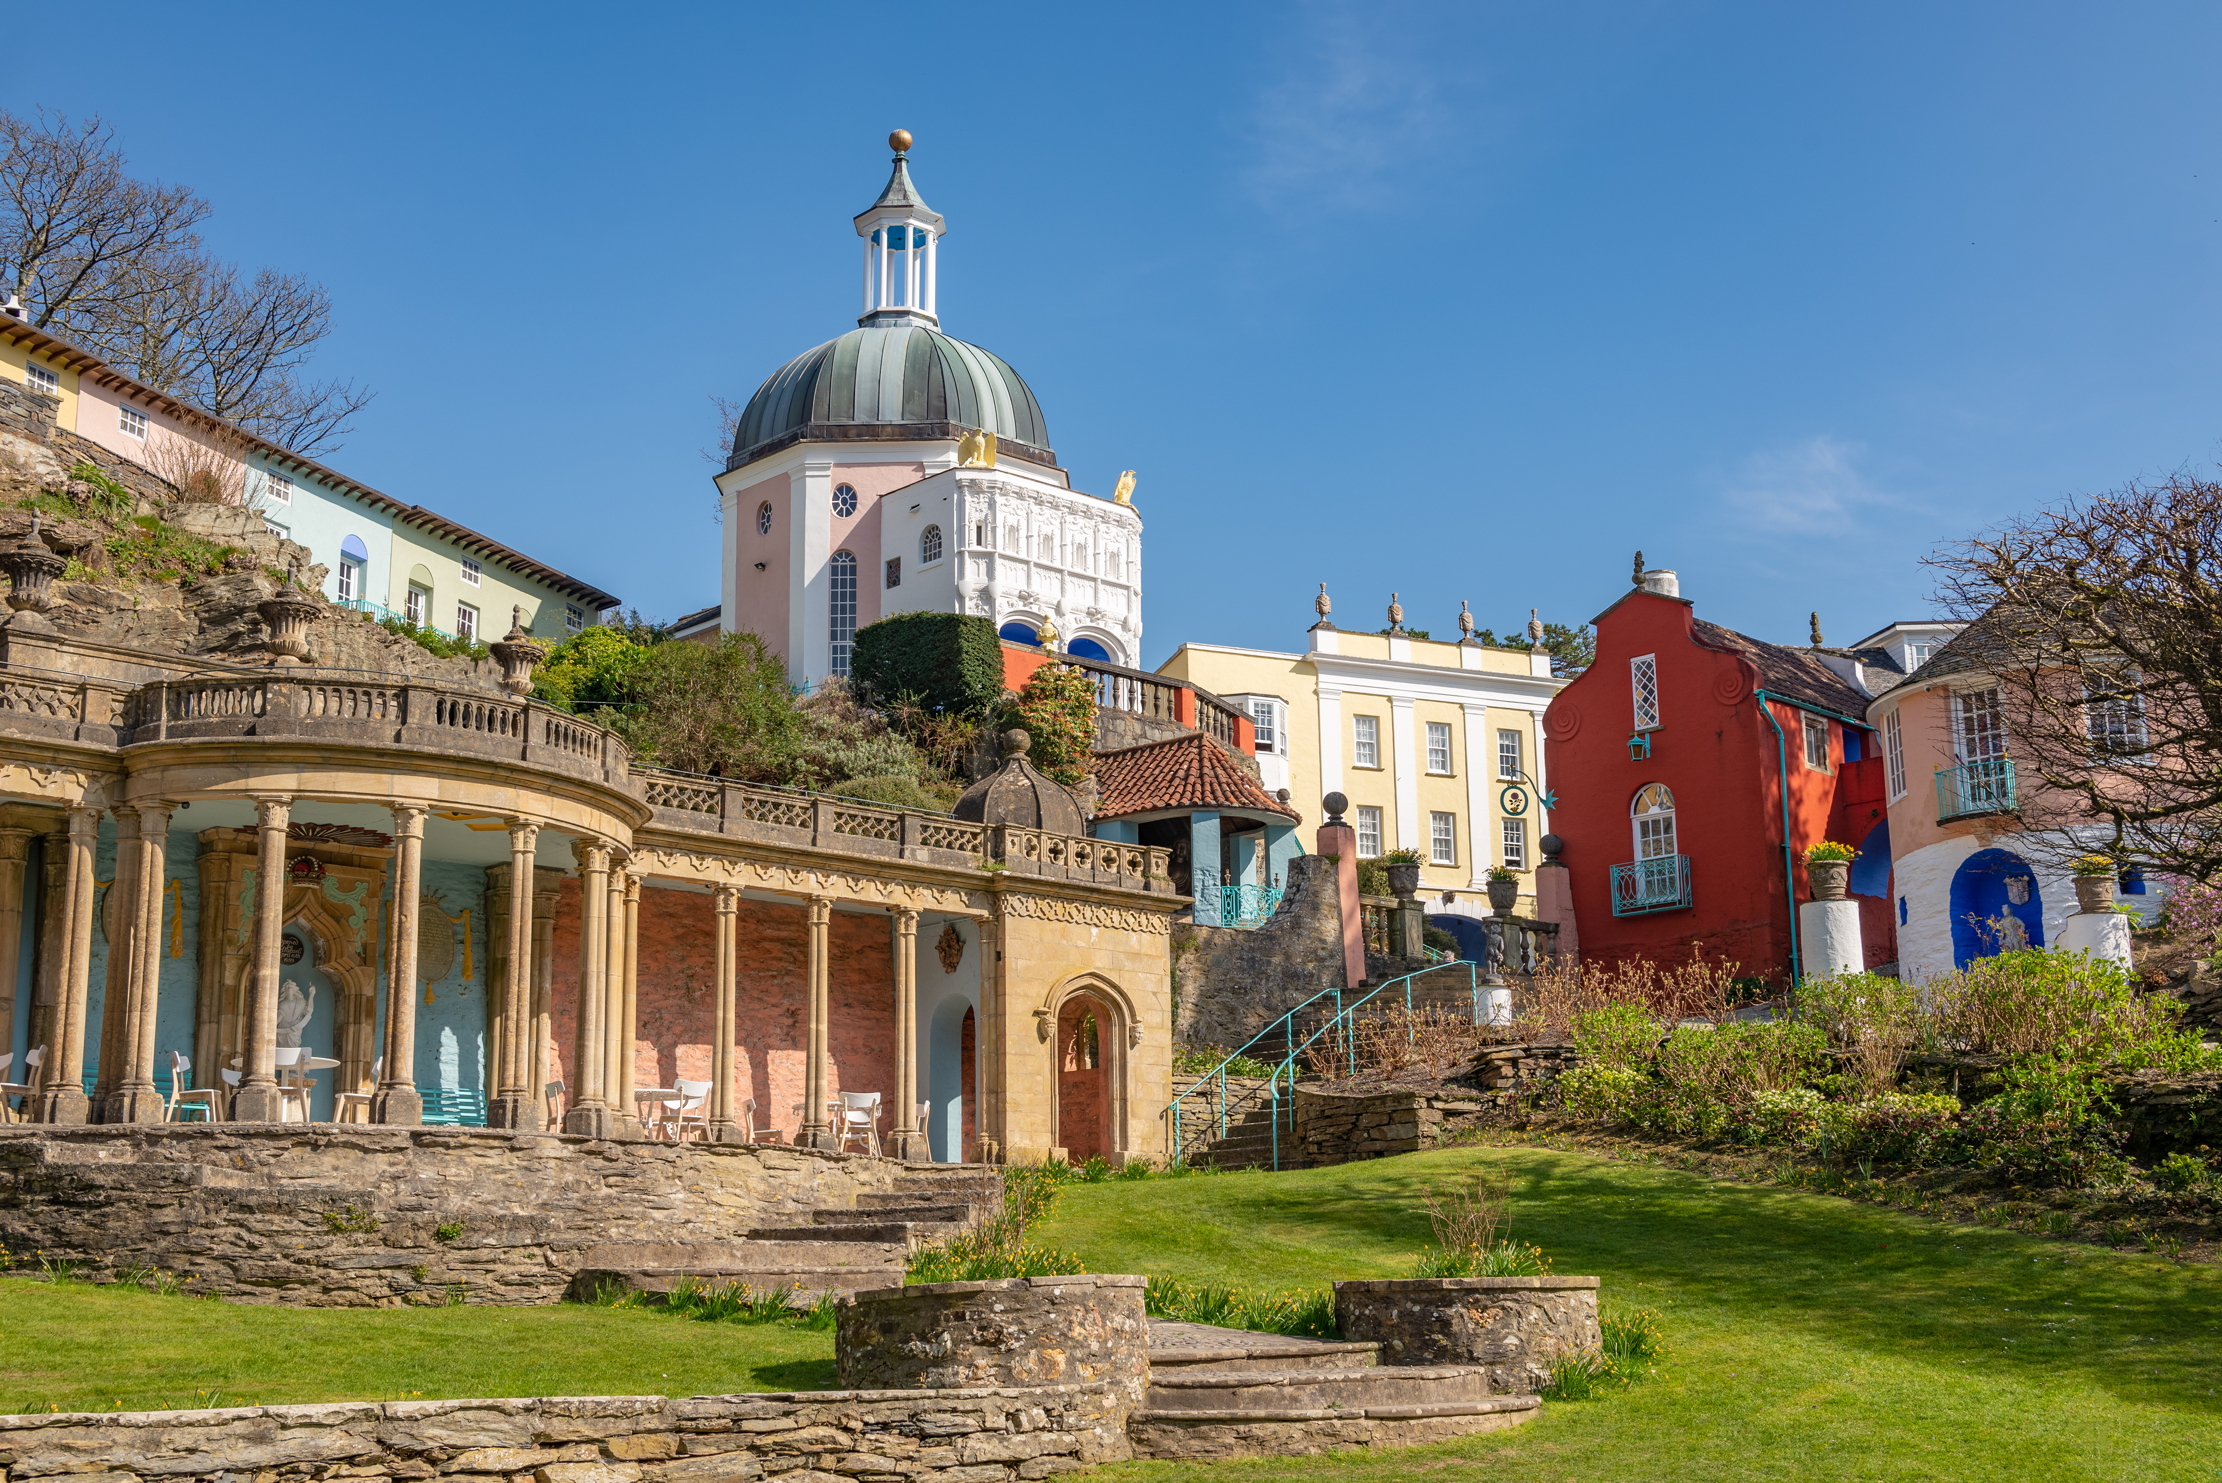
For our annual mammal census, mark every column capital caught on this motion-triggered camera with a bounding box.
[713,883,742,911]
[252,795,292,829]
[388,802,429,836]
[508,817,541,852]
[807,894,833,924]
[892,905,921,929]
[570,835,608,871]
[624,874,642,904]
[63,804,100,833]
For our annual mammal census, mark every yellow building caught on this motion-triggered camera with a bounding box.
[1159,605,1567,923]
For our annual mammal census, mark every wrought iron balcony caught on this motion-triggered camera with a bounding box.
[1936,758,2016,823]
[1611,854,1692,916]
[1219,883,1286,929]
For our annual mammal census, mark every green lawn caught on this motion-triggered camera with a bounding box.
[1033,1147,2222,1483]
[0,1283,833,1414]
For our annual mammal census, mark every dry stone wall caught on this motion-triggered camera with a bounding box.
[1293,1044,1580,1166]
[0,1127,902,1307]
[837,1278,1149,1406]
[1171,857,1346,1051]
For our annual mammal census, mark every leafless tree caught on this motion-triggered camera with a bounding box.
[1929,472,2222,882]
[1,109,371,457]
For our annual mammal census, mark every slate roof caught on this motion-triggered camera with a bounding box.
[1092,734,1300,823]
[1691,620,1874,721]
[1867,616,2015,703]
[854,155,945,232]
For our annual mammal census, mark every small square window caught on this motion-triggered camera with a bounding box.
[119,406,148,440]
[885,557,902,589]
[405,586,427,625]
[1353,715,1380,769]
[1426,722,1453,774]
[1430,812,1456,866]
[460,557,482,587]
[1355,806,1383,859]
[25,364,58,396]
[264,472,293,505]
[263,519,289,539]
[1497,728,1523,780]
[1248,699,1278,754]
[1802,712,1831,770]
[1502,818,1527,871]
[456,603,478,641]
[566,603,585,633]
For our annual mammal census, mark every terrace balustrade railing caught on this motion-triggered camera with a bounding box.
[1936,757,2017,823]
[1610,854,1693,916]
[1218,883,1285,928]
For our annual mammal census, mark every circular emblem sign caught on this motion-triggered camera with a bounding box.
[1500,786,1531,817]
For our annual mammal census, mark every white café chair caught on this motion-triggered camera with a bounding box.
[332,1057,380,1125]
[658,1079,711,1142]
[165,1051,221,1123]
[835,1092,883,1156]
[738,1098,783,1144]
[273,1047,315,1123]
[2,1047,45,1121]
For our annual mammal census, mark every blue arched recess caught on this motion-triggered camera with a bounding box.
[1065,637,1112,662]
[998,621,1039,646]
[1428,915,1490,964]
[1849,819,1891,897]
[1949,848,2044,969]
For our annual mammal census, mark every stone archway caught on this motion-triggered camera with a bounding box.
[1044,973,1134,1163]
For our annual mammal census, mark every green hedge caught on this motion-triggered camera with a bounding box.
[851,611,1004,714]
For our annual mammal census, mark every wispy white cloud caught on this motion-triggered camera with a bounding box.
[1243,0,1465,213]
[1718,434,1905,536]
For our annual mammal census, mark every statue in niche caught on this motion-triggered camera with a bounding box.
[935,922,965,975]
[1988,911,2030,952]
[276,978,316,1049]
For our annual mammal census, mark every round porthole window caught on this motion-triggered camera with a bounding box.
[832,484,858,517]
[756,501,773,535]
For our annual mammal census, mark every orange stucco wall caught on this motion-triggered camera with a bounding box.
[727,472,790,654]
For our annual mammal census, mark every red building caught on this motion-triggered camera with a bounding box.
[1542,571,1897,985]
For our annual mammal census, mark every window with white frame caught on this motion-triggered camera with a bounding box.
[756,501,773,535]
[1802,712,1831,771]
[405,586,427,625]
[336,562,357,602]
[456,603,478,641]
[264,472,293,505]
[1247,698,1280,754]
[25,364,58,396]
[832,484,858,517]
[1497,728,1523,780]
[1355,806,1383,858]
[1631,654,1660,729]
[1353,714,1381,769]
[1882,707,1906,798]
[1430,812,1456,866]
[828,550,858,676]
[2086,668,2149,758]
[1632,783,1676,860]
[460,557,482,587]
[263,519,289,539]
[119,406,147,439]
[566,603,585,633]
[1954,687,2006,761]
[1502,818,1528,870]
[1426,721,1453,774]
[1907,641,1936,669]
[921,525,943,564]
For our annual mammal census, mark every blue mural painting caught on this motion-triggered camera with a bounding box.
[1948,847,2045,969]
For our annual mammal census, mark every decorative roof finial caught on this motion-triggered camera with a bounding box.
[1528,608,1545,651]
[1632,550,1646,586]
[1315,582,1331,618]
[1810,611,1825,647]
[889,129,913,154]
[1386,593,1405,634]
[1458,600,1474,641]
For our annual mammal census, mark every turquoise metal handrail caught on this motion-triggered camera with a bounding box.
[1937,757,2016,823]
[1218,883,1285,928]
[1165,960,1480,1171]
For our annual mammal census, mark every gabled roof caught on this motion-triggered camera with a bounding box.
[1866,616,2014,706]
[1093,733,1300,823]
[1691,620,1873,723]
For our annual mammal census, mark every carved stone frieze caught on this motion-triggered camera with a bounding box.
[627,845,987,914]
[999,893,1175,936]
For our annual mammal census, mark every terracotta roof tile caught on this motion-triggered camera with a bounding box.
[1092,734,1300,823]
[1691,620,1873,720]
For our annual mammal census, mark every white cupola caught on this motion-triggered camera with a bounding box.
[854,129,946,329]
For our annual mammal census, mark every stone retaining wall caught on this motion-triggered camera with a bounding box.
[0,1388,1129,1483]
[837,1278,1149,1407]
[1293,1044,1579,1165]
[1170,857,1345,1052]
[0,1126,901,1308]
[1333,1277,1601,1394]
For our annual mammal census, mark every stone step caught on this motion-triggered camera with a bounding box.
[846,1196,977,1219]
[1127,1394,1539,1461]
[568,1263,900,1303]
[1143,1364,1499,1415]
[746,1222,923,1244]
[578,1239,902,1272]
[1146,1320,1380,1375]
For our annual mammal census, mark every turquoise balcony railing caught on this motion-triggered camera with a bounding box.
[1611,854,1692,916]
[1936,758,2016,823]
[1218,884,1285,929]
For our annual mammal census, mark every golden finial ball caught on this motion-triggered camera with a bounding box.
[889,129,913,153]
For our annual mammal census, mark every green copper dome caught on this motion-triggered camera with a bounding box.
[729,325,1051,469]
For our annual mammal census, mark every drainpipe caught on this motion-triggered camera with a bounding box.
[1754,690,1803,988]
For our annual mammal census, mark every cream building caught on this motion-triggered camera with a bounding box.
[1158,601,1566,928]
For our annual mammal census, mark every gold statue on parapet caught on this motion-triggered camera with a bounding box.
[957,427,998,468]
[1112,470,1136,505]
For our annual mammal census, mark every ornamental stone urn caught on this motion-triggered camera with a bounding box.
[258,583,321,664]
[490,607,547,696]
[0,517,67,632]
[1385,862,1422,899]
[2074,873,2115,914]
[1807,859,1850,902]
[1486,876,1521,916]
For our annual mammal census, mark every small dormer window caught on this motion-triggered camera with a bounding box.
[1907,641,1935,668]
[26,365,58,396]
[460,558,482,586]
[119,407,148,439]
[832,484,859,517]
[264,473,293,506]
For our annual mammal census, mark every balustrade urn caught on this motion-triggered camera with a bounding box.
[1486,878,1521,916]
[490,608,547,696]
[258,584,321,664]
[1806,859,1851,903]
[2074,874,2116,914]
[0,517,67,632]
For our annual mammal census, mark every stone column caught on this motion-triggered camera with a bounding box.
[90,806,140,1115]
[530,871,559,1106]
[797,894,836,1150]
[30,825,69,1061]
[372,804,426,1124]
[887,907,925,1160]
[488,819,541,1129]
[708,884,740,1141]
[562,837,613,1138]
[31,806,97,1124]
[601,863,628,1125]
[0,828,33,1065]
[112,803,173,1123]
[618,873,640,1116]
[232,796,292,1122]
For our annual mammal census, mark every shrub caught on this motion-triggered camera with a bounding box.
[1956,1102,2128,1189]
[824,773,947,813]
[2152,1152,2211,1193]
[1558,1063,1650,1123]
[1408,1241,1552,1277]
[378,614,488,662]
[533,626,652,711]
[1832,1093,1961,1167]
[1653,1020,1826,1113]
[1303,1004,1496,1085]
[850,611,1005,716]
[613,632,801,779]
[1570,1004,1665,1071]
[1008,663,1097,787]
[1925,950,2205,1068]
[1745,1087,1828,1147]
[1793,972,1921,1099]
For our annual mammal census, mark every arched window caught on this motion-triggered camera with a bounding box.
[828,551,857,677]
[920,524,943,564]
[1073,540,1089,571]
[1631,783,1676,860]
[756,501,773,535]
[1106,548,1122,579]
[832,484,858,518]
[1066,636,1112,663]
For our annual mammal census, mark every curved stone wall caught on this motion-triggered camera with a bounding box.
[1333,1276,1600,1393]
[836,1275,1150,1404]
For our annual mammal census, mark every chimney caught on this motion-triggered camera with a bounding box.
[1639,568,1680,598]
[0,294,22,321]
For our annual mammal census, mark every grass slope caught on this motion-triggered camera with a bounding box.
[0,1283,833,1413]
[1033,1146,2222,1483]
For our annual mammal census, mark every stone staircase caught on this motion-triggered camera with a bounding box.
[566,1166,998,1302]
[1132,1318,1540,1460]
[1168,1076,1293,1169]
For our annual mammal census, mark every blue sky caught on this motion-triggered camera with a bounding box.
[13,2,2222,662]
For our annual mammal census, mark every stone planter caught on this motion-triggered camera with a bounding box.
[1385,863,1422,899]
[490,611,548,696]
[1486,878,1520,915]
[1806,859,1850,902]
[1333,1276,1601,1394]
[2074,875,2115,913]
[258,589,321,663]
[837,1273,1151,1407]
[0,520,66,632]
